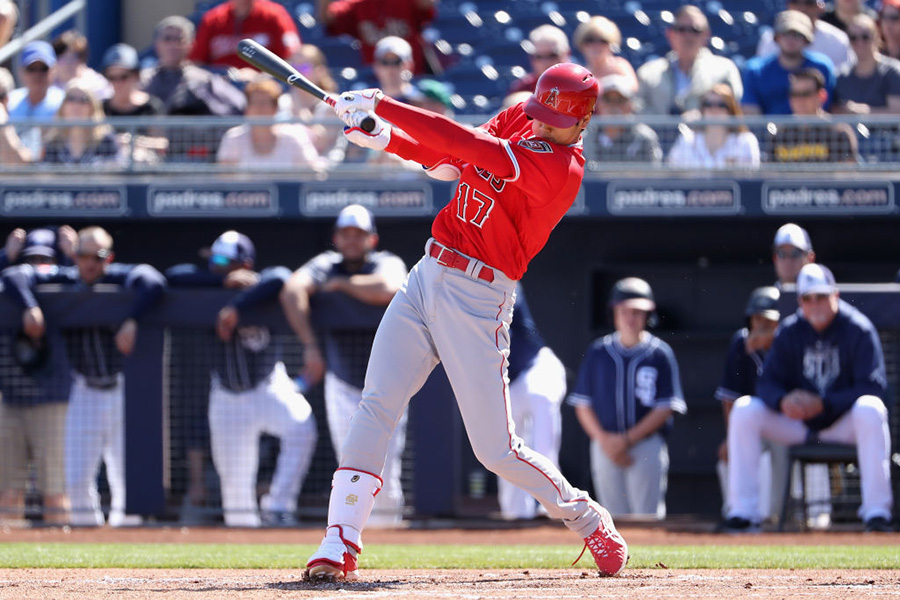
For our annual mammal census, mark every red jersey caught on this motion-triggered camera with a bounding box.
[190,0,301,69]
[377,99,585,280]
[325,0,436,74]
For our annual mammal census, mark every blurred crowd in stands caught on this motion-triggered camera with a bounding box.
[0,0,898,168]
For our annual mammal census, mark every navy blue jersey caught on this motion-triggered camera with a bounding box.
[1,263,165,382]
[715,328,766,403]
[567,332,687,434]
[0,328,71,405]
[300,249,406,389]
[166,264,291,392]
[757,299,886,431]
[508,284,545,382]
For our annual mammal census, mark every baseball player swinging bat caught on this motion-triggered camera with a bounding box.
[237,38,375,132]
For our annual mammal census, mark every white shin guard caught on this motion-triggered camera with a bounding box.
[327,468,383,552]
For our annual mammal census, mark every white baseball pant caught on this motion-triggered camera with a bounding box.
[209,362,317,527]
[340,241,603,539]
[589,432,668,519]
[325,372,406,525]
[727,395,893,523]
[498,347,566,520]
[66,374,126,527]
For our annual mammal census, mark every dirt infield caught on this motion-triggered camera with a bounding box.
[1,524,898,599]
[0,568,897,599]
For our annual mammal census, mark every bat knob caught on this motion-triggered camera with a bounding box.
[360,116,376,133]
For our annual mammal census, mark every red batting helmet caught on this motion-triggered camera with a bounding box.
[524,63,599,128]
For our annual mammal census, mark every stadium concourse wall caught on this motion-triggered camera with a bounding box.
[1,173,899,519]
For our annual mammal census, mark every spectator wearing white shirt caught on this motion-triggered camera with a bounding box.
[667,83,760,169]
[757,0,852,70]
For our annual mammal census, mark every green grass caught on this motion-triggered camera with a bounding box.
[0,543,897,569]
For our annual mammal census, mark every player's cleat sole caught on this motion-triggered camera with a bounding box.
[306,559,359,582]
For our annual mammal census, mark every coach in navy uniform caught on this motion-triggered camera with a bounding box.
[722,264,893,533]
[567,277,687,520]
[1,226,165,527]
[166,231,317,527]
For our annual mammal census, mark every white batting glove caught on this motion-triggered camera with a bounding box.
[342,110,391,151]
[333,88,384,118]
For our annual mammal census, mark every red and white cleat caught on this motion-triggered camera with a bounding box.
[306,525,360,581]
[574,505,629,576]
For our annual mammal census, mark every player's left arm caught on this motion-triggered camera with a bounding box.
[117,264,166,355]
[627,341,687,444]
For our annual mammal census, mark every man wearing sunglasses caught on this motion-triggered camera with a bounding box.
[757,0,852,70]
[508,24,571,95]
[721,263,894,533]
[165,231,317,527]
[636,4,742,115]
[1,227,165,527]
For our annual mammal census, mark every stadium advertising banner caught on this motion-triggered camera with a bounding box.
[300,181,434,216]
[604,179,742,216]
[0,184,128,217]
[147,183,279,217]
[760,180,895,215]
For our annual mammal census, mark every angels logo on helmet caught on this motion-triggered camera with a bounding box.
[544,87,560,108]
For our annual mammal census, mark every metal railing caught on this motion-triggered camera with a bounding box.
[2,113,900,176]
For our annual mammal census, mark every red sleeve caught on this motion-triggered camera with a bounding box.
[376,97,516,179]
[385,127,449,167]
[189,15,211,64]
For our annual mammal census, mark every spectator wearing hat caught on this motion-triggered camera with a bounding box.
[567,278,687,520]
[667,83,760,169]
[582,74,662,166]
[757,0,852,71]
[636,5,742,115]
[51,30,111,100]
[714,287,783,522]
[766,68,858,163]
[316,0,438,75]
[720,264,894,533]
[410,78,453,116]
[7,41,65,157]
[190,0,301,72]
[102,44,165,125]
[371,36,421,104]
[833,14,900,116]
[508,24,571,94]
[742,10,836,115]
[573,16,638,93]
[879,0,900,61]
[822,0,877,33]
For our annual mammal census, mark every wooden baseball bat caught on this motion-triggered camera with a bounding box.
[236,38,375,132]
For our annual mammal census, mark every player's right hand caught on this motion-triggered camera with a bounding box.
[342,110,391,151]
[302,345,326,385]
[5,228,25,262]
[333,88,383,118]
[23,306,45,341]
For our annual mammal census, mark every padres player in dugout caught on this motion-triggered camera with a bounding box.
[306,63,628,580]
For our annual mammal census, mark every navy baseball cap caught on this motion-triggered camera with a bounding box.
[101,43,139,72]
[21,228,56,259]
[20,41,56,68]
[209,231,255,267]
[609,277,655,312]
[796,263,837,296]
[744,286,780,321]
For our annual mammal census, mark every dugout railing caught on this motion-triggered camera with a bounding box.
[0,284,897,525]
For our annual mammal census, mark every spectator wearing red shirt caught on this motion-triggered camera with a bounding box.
[190,0,301,71]
[316,0,438,74]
